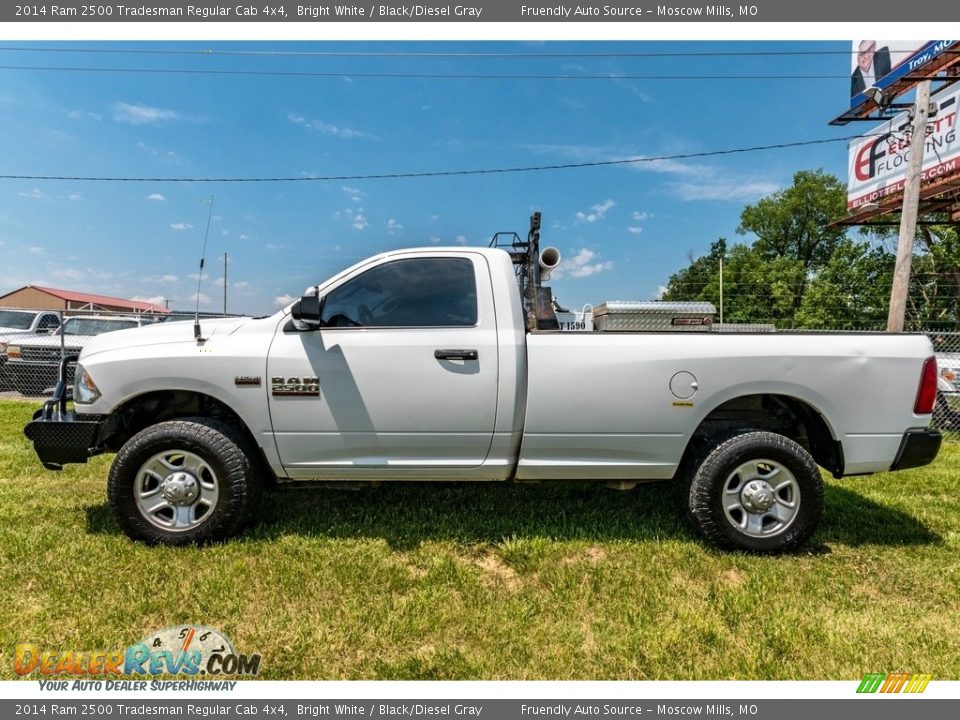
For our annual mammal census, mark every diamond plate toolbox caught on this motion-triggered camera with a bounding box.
[592,301,716,332]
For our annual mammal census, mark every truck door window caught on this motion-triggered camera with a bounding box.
[321,257,478,328]
[38,315,60,331]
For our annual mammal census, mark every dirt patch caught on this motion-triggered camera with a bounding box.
[475,552,519,591]
[720,568,746,588]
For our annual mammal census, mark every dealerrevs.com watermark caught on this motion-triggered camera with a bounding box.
[15,625,261,688]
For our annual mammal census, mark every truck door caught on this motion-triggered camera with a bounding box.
[266,253,499,478]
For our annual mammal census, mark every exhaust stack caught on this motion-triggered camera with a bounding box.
[539,247,561,281]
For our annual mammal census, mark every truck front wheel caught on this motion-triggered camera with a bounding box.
[107,418,262,545]
[686,431,824,553]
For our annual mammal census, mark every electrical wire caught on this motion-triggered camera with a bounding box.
[0,64,856,81]
[0,136,865,184]
[0,46,869,59]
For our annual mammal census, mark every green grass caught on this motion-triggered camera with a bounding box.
[1,397,958,680]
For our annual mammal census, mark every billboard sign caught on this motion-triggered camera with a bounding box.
[849,40,956,110]
[847,86,960,211]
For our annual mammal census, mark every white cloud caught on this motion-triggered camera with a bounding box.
[137,142,186,165]
[68,193,82,201]
[132,294,167,306]
[161,274,178,283]
[67,110,102,121]
[19,188,48,200]
[239,234,250,241]
[455,235,468,246]
[113,102,185,124]
[55,268,86,281]
[274,294,296,307]
[553,248,613,280]
[342,186,362,197]
[188,273,209,281]
[171,223,194,231]
[632,211,653,221]
[352,213,368,231]
[627,227,643,235]
[670,179,780,202]
[26,246,45,254]
[429,235,441,244]
[386,218,403,235]
[234,281,251,290]
[289,113,368,140]
[145,193,166,202]
[575,199,615,223]
[655,285,668,300]
[190,292,211,305]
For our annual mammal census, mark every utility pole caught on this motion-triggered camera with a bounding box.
[719,255,724,326]
[223,252,228,316]
[887,79,933,332]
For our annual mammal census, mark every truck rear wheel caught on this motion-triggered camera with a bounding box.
[107,417,263,545]
[686,430,824,553]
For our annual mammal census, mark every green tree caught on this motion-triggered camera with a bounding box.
[737,169,849,317]
[795,239,894,329]
[661,238,726,305]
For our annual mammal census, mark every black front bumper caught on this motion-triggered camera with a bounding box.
[22,354,104,471]
[890,428,943,471]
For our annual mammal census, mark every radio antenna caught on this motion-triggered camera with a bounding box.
[194,195,215,341]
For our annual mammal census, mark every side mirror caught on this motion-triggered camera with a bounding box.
[291,287,324,330]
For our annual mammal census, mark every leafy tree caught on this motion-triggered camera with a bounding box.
[795,239,894,329]
[737,169,849,316]
[663,169,960,330]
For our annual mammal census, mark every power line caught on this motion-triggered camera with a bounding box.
[0,65,854,81]
[0,46,868,59]
[0,136,864,184]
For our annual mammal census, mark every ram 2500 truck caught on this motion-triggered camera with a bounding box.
[23,216,942,552]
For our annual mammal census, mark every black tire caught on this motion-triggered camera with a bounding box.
[686,430,824,553]
[108,417,263,546]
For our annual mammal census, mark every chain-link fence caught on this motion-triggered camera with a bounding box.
[0,307,230,399]
[3,305,959,442]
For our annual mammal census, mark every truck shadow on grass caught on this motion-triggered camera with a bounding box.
[85,481,940,551]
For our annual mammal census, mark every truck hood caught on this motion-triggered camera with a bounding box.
[80,317,251,359]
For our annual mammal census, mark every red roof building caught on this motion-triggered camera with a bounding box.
[0,285,170,314]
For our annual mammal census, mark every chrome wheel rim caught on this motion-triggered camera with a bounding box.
[722,458,800,538]
[134,450,219,532]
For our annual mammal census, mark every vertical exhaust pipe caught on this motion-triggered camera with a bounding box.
[539,247,561,281]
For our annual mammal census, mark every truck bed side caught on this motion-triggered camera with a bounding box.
[519,332,933,480]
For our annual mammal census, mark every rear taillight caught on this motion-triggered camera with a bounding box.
[915,356,938,414]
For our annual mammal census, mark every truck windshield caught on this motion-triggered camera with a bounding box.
[61,318,139,335]
[0,310,35,329]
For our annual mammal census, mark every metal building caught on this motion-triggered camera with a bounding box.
[0,285,169,315]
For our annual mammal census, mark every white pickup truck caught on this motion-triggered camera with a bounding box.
[24,218,942,552]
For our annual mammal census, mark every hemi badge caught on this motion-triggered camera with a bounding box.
[235,376,262,386]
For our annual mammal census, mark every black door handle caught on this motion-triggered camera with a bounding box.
[434,349,479,361]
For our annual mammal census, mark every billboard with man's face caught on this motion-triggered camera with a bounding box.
[849,40,956,109]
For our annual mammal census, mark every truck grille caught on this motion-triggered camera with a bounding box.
[20,347,79,363]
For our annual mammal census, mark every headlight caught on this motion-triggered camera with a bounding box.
[73,364,101,404]
[6,345,21,359]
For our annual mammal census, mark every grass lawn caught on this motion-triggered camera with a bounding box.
[1,397,958,680]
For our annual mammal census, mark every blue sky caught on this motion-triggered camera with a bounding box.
[0,40,858,314]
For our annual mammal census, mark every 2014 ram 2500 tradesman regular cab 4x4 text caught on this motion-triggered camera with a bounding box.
[24,215,942,552]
